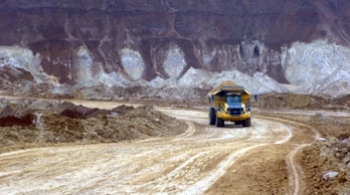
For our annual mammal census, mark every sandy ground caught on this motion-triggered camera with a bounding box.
[0,100,320,195]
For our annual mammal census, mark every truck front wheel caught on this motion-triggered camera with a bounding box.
[242,118,251,127]
[216,115,225,127]
[209,107,216,125]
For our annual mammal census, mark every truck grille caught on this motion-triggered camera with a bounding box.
[228,108,243,116]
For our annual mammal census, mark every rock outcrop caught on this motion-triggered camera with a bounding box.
[1,0,350,98]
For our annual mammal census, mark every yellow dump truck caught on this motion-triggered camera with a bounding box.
[208,81,251,127]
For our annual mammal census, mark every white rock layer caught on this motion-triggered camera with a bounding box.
[120,48,145,80]
[163,43,187,79]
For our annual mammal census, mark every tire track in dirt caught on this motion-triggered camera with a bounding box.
[274,125,293,145]
[184,144,267,195]
[116,116,294,194]
[81,116,291,194]
[132,151,210,192]
[135,121,195,144]
[255,115,321,195]
[287,144,309,195]
[174,121,196,139]
[185,118,295,195]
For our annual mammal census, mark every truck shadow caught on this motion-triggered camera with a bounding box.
[214,123,249,129]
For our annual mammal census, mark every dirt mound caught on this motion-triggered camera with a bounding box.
[0,99,60,127]
[59,102,135,119]
[299,139,350,195]
[264,112,350,194]
[0,98,136,127]
[111,104,134,115]
[0,65,34,85]
[0,102,186,153]
[253,93,315,109]
[59,102,106,119]
[0,101,37,127]
[0,115,34,127]
[253,93,350,111]
[44,106,185,142]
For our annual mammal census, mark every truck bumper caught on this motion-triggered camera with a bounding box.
[217,111,251,122]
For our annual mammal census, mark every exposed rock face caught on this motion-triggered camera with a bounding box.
[1,0,350,97]
[178,67,288,94]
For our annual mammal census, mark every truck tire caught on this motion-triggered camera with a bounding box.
[242,118,251,127]
[209,107,216,125]
[216,115,225,127]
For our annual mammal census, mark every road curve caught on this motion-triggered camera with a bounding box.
[0,103,319,195]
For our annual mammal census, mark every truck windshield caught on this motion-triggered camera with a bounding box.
[226,96,241,104]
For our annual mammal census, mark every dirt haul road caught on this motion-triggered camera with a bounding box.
[0,101,319,195]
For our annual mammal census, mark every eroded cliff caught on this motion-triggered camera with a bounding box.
[1,0,350,98]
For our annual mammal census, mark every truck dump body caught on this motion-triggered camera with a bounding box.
[208,81,251,127]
